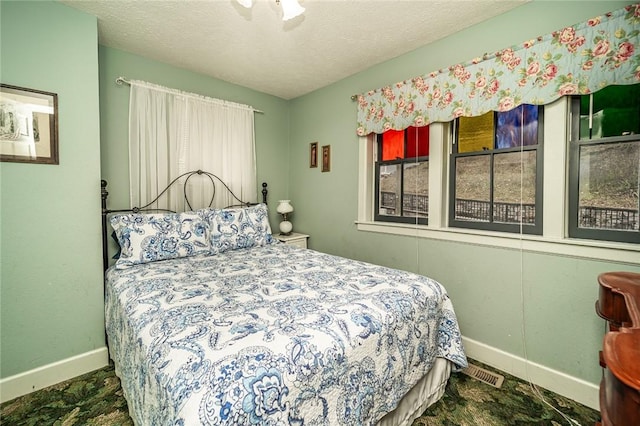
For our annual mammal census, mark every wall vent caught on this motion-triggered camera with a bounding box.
[462,363,505,388]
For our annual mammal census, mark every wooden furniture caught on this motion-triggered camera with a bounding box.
[277,232,309,248]
[595,271,640,426]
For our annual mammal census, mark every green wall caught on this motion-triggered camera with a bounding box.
[0,1,103,377]
[98,47,291,230]
[287,0,640,386]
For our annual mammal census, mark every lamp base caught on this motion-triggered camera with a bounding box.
[279,220,293,235]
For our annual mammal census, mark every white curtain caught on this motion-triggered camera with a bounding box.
[128,80,257,211]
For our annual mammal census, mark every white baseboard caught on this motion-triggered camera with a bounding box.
[0,347,109,404]
[462,336,599,410]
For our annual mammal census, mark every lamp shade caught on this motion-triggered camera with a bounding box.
[276,200,294,214]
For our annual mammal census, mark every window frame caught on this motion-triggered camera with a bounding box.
[568,96,640,244]
[374,128,429,225]
[448,106,545,235]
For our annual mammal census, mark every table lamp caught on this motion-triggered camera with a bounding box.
[276,200,294,235]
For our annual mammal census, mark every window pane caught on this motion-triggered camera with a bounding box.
[379,164,401,217]
[577,141,639,231]
[458,112,494,153]
[455,156,490,222]
[493,151,537,224]
[496,105,539,149]
[579,85,640,140]
[406,126,429,158]
[381,130,404,161]
[403,161,428,218]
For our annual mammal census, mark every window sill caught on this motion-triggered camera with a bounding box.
[355,221,640,266]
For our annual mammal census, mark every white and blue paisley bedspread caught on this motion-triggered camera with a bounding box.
[105,243,467,425]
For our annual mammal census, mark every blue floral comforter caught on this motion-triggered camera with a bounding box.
[105,244,467,425]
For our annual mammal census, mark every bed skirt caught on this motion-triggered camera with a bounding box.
[377,357,452,426]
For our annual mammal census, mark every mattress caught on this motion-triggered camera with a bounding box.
[105,243,467,425]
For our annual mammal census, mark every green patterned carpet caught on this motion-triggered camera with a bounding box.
[1,360,600,425]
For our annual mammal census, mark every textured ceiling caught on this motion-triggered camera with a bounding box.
[60,0,528,100]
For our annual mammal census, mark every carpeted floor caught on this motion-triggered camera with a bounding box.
[1,359,600,425]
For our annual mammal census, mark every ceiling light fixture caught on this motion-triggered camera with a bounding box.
[236,0,305,22]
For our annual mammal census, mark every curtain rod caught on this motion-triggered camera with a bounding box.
[115,76,264,114]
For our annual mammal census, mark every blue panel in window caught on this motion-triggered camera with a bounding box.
[496,105,538,149]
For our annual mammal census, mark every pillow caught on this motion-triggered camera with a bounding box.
[110,211,210,269]
[204,203,275,254]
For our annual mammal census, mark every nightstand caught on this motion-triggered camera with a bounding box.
[276,232,309,249]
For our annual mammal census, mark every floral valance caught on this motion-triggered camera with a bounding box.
[355,3,640,136]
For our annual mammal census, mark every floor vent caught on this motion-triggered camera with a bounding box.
[462,363,505,388]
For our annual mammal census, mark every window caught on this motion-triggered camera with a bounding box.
[375,126,429,224]
[568,84,640,244]
[449,105,544,234]
[358,97,638,264]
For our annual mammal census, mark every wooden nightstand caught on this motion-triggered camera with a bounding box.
[276,232,309,249]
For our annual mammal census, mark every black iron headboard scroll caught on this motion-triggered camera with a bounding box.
[101,170,268,272]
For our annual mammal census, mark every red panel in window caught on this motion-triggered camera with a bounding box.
[406,126,429,158]
[382,130,405,161]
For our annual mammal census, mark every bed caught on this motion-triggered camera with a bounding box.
[101,171,467,425]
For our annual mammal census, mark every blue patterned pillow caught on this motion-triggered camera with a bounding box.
[110,211,210,269]
[203,204,274,254]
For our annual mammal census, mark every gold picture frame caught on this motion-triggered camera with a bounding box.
[321,144,331,172]
[310,141,318,168]
[0,84,59,165]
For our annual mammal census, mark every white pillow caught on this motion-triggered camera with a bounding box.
[110,211,210,268]
[202,204,274,254]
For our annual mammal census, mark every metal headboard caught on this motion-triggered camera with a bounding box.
[101,169,268,271]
